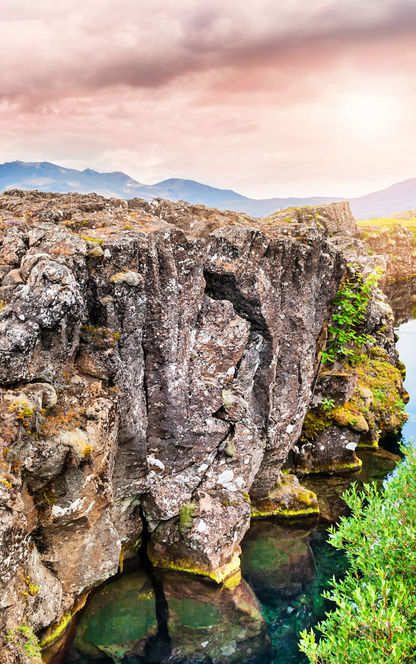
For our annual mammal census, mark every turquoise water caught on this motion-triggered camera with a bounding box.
[395,318,416,443]
[59,284,416,664]
[386,278,416,444]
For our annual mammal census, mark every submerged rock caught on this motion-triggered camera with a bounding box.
[241,521,316,601]
[68,570,157,662]
[161,570,269,663]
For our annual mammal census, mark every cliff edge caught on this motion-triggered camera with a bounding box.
[0,191,402,661]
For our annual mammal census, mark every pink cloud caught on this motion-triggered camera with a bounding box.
[1,1,416,197]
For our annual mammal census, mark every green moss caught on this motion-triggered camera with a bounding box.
[23,575,40,597]
[357,440,379,449]
[301,410,332,443]
[368,346,389,360]
[41,595,88,648]
[301,351,407,449]
[7,625,42,663]
[40,611,75,647]
[251,505,319,519]
[250,478,319,519]
[179,503,196,536]
[148,546,241,584]
[298,458,363,475]
[7,397,38,435]
[224,439,235,457]
[398,360,407,378]
[79,235,104,243]
[349,354,408,434]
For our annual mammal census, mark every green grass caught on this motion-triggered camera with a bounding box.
[357,212,416,244]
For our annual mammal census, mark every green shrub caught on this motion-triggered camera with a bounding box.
[299,443,416,663]
[321,269,382,365]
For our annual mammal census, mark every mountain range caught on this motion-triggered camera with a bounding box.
[1,160,416,219]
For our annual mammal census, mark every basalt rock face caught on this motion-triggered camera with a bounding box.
[360,223,416,284]
[289,291,408,478]
[0,191,368,655]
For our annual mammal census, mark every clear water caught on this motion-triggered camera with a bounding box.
[395,318,416,442]
[57,282,416,664]
[386,278,416,444]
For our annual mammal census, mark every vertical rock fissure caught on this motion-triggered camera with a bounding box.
[139,507,172,662]
[203,269,273,437]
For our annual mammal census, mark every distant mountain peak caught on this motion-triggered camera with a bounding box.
[0,160,415,219]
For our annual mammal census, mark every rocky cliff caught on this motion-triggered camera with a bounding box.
[360,222,416,283]
[0,191,403,662]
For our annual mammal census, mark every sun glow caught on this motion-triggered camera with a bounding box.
[339,93,399,139]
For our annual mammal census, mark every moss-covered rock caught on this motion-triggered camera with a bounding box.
[297,351,408,468]
[148,489,251,584]
[293,425,362,476]
[332,408,369,433]
[250,474,319,519]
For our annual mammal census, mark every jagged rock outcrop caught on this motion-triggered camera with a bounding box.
[385,276,416,324]
[0,190,403,660]
[360,223,416,283]
[288,280,408,478]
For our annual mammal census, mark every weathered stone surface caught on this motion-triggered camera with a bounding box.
[148,489,251,583]
[0,190,404,659]
[250,473,319,519]
[313,372,358,405]
[292,425,362,475]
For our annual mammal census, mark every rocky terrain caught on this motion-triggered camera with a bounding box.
[360,221,416,283]
[0,190,406,662]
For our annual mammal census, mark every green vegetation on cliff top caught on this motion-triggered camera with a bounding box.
[357,212,416,243]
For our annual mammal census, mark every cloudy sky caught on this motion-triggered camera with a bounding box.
[1,0,416,197]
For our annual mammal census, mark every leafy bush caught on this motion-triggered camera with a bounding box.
[299,443,416,664]
[321,269,381,365]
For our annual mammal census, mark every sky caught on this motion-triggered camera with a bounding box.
[1,0,416,198]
